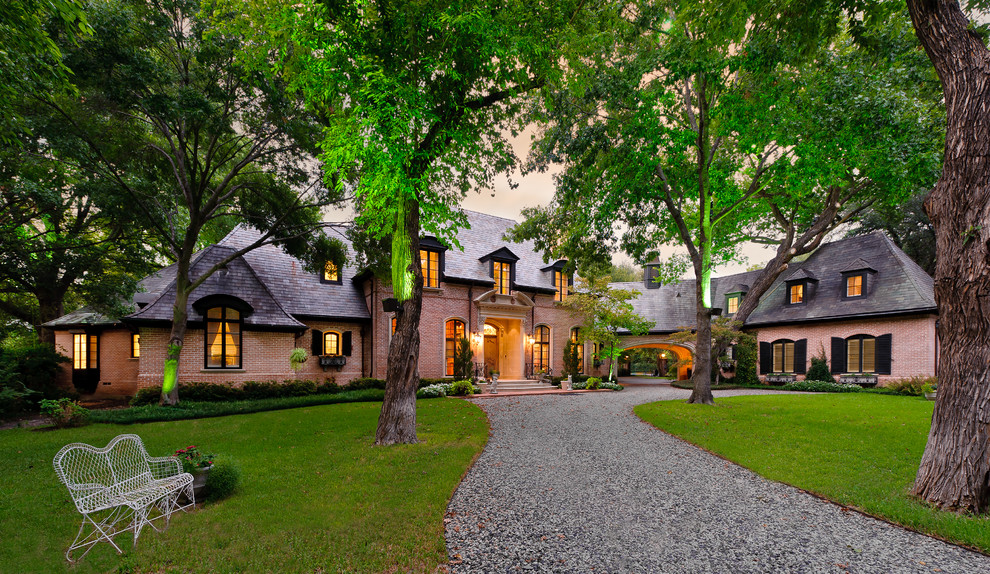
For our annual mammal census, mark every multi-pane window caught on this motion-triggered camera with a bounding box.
[206,307,241,369]
[445,319,466,376]
[391,316,397,336]
[323,261,340,282]
[570,327,584,374]
[554,271,569,302]
[727,295,739,314]
[533,325,550,372]
[131,333,140,358]
[772,341,795,373]
[847,336,876,373]
[324,331,341,356]
[73,334,98,370]
[846,275,863,297]
[420,249,439,288]
[789,284,804,304]
[494,261,511,294]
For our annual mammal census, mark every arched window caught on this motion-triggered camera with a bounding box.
[324,331,341,356]
[533,325,550,372]
[570,327,584,374]
[445,319,466,376]
[206,307,241,369]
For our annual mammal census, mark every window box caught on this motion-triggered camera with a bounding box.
[839,374,878,387]
[319,355,346,370]
[765,374,796,385]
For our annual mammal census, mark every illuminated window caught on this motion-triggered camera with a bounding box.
[494,261,511,294]
[205,307,241,369]
[789,284,804,304]
[445,319,466,376]
[323,261,340,283]
[554,271,569,302]
[727,296,739,314]
[391,316,397,336]
[846,275,863,297]
[772,341,795,373]
[847,336,876,373]
[421,249,440,288]
[533,326,550,372]
[570,327,584,374]
[73,334,98,370]
[131,333,140,358]
[323,332,341,356]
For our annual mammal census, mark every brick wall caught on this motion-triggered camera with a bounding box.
[53,328,140,397]
[753,314,937,382]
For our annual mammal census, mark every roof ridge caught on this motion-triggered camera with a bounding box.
[462,208,519,224]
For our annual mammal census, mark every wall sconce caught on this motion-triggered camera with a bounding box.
[526,335,534,346]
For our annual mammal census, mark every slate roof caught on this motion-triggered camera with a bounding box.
[127,244,307,330]
[217,226,370,321]
[43,307,118,328]
[611,280,698,334]
[441,210,560,293]
[742,232,935,326]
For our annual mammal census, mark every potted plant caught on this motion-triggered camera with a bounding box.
[289,348,308,372]
[176,445,215,500]
[922,382,937,401]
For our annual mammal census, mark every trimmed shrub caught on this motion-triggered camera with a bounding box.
[806,356,835,384]
[782,380,862,393]
[733,336,759,386]
[449,380,474,396]
[599,381,624,391]
[586,377,602,390]
[417,384,447,399]
[562,339,581,377]
[204,459,241,502]
[40,398,90,428]
[418,378,450,388]
[348,377,387,390]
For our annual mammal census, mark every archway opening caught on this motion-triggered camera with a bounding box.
[618,343,693,380]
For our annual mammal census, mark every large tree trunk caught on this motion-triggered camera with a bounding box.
[35,292,64,347]
[161,272,191,406]
[688,282,715,405]
[376,203,423,445]
[907,0,990,513]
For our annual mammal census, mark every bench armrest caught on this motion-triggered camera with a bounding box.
[147,455,183,479]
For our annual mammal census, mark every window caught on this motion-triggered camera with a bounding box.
[73,334,98,370]
[420,249,439,288]
[846,274,863,298]
[324,332,341,356]
[847,336,876,373]
[445,319,466,376]
[727,295,739,314]
[131,333,140,358]
[554,271,569,302]
[391,316,397,336]
[570,327,584,374]
[533,326,550,372]
[772,341,795,373]
[205,307,241,369]
[789,284,804,304]
[494,261,511,294]
[322,261,341,283]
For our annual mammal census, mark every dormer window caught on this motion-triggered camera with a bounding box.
[554,270,570,302]
[420,249,440,288]
[494,261,511,294]
[727,295,739,314]
[846,274,863,297]
[789,283,804,304]
[723,284,748,315]
[322,261,341,284]
[841,259,876,301]
[644,260,661,289]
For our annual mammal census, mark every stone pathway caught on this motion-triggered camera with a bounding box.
[445,384,989,573]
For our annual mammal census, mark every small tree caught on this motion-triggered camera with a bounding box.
[806,346,835,383]
[452,336,473,380]
[562,339,581,378]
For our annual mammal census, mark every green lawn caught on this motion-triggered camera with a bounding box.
[635,393,990,553]
[1,398,487,573]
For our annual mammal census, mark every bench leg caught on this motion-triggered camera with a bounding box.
[66,506,129,562]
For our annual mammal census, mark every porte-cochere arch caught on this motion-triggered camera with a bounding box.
[617,337,694,380]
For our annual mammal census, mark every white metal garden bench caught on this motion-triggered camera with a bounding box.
[53,433,195,561]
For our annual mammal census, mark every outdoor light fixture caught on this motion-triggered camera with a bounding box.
[382,298,402,313]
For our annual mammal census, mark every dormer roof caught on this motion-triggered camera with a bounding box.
[479,246,520,263]
[841,258,877,273]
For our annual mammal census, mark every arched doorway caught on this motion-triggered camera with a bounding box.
[619,342,694,380]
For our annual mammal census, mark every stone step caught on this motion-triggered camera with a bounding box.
[485,380,555,391]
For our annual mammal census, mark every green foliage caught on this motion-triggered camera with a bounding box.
[95,390,387,424]
[562,339,581,378]
[0,336,71,416]
[289,348,308,372]
[417,384,448,399]
[452,336,474,380]
[133,379,353,406]
[805,355,836,384]
[174,445,214,473]
[448,380,474,397]
[883,375,937,397]
[781,381,862,393]
[347,378,388,391]
[39,398,89,428]
[204,459,241,502]
[732,335,759,386]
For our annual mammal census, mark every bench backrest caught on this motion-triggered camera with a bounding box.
[53,434,153,512]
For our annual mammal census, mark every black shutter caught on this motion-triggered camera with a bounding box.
[831,337,845,374]
[794,339,807,374]
[342,331,353,356]
[311,329,324,356]
[876,334,892,375]
[759,342,772,374]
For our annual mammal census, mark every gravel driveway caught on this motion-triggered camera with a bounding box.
[444,384,990,573]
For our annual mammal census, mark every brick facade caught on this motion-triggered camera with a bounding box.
[753,313,937,383]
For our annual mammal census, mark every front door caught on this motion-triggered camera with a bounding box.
[71,333,100,393]
[484,331,499,375]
